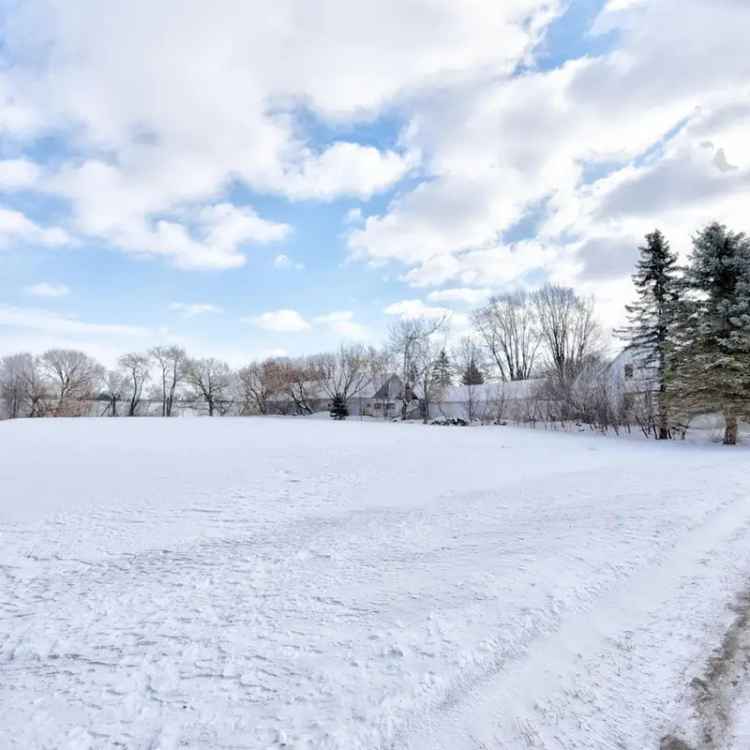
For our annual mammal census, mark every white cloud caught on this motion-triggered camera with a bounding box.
[313,311,368,340]
[345,207,363,225]
[384,299,471,335]
[0,74,40,136]
[0,208,70,248]
[0,159,42,190]
[0,304,151,339]
[603,0,646,11]
[249,309,312,333]
[274,254,304,271]
[248,308,369,338]
[169,302,223,318]
[277,143,418,201]
[384,299,453,320]
[25,282,71,298]
[0,0,552,267]
[1,0,746,331]
[343,0,750,326]
[45,157,291,268]
[427,288,492,305]
[0,304,166,368]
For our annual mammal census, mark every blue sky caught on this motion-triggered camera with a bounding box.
[0,0,748,365]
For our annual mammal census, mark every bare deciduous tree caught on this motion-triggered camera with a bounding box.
[473,291,540,381]
[388,317,449,422]
[150,345,187,417]
[531,284,602,387]
[0,353,34,419]
[119,352,152,417]
[24,357,49,417]
[185,357,232,416]
[40,349,104,416]
[101,370,126,417]
[236,358,286,415]
[278,358,326,415]
[316,344,372,406]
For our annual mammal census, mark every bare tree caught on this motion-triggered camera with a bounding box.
[0,353,34,418]
[236,358,287,415]
[531,284,603,387]
[278,357,326,415]
[101,370,126,417]
[388,317,449,422]
[569,358,626,435]
[119,352,152,416]
[150,345,187,417]
[40,349,104,416]
[24,357,49,417]
[473,291,540,381]
[185,357,232,416]
[316,344,372,407]
[448,337,488,422]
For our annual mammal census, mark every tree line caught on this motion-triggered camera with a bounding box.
[1,222,748,440]
[0,284,605,424]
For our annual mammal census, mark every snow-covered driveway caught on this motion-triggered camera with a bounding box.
[1,418,749,749]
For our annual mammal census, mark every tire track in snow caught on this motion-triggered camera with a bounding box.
[395,484,750,750]
[2,420,750,749]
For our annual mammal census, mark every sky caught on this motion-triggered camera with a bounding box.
[0,0,748,367]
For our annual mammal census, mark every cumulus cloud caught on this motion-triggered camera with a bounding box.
[384,299,471,334]
[344,0,750,326]
[169,302,223,318]
[0,159,42,190]
[0,208,70,248]
[45,156,291,268]
[1,0,747,331]
[250,309,312,333]
[278,143,417,201]
[248,308,369,338]
[313,311,368,340]
[25,282,71,298]
[0,0,554,268]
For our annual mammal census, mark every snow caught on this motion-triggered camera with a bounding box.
[1,417,750,749]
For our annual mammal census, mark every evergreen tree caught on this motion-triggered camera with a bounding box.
[462,359,485,385]
[670,222,750,445]
[617,229,680,439]
[329,393,349,420]
[431,349,452,387]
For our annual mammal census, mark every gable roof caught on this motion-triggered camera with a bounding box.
[437,378,544,403]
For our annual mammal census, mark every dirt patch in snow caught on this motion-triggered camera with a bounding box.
[662,586,750,749]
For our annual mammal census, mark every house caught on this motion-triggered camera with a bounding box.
[361,374,419,419]
[429,379,545,423]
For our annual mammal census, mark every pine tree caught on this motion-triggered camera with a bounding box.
[431,349,452,387]
[670,222,750,445]
[617,229,680,439]
[329,393,349,420]
[462,359,485,385]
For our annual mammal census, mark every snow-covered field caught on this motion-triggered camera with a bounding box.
[1,418,750,749]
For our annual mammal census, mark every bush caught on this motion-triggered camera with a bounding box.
[430,417,468,426]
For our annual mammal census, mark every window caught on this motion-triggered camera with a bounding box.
[624,364,634,380]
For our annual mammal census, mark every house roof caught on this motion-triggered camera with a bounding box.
[437,378,544,403]
[372,374,407,400]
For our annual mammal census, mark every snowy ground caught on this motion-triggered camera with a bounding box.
[1,418,750,750]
